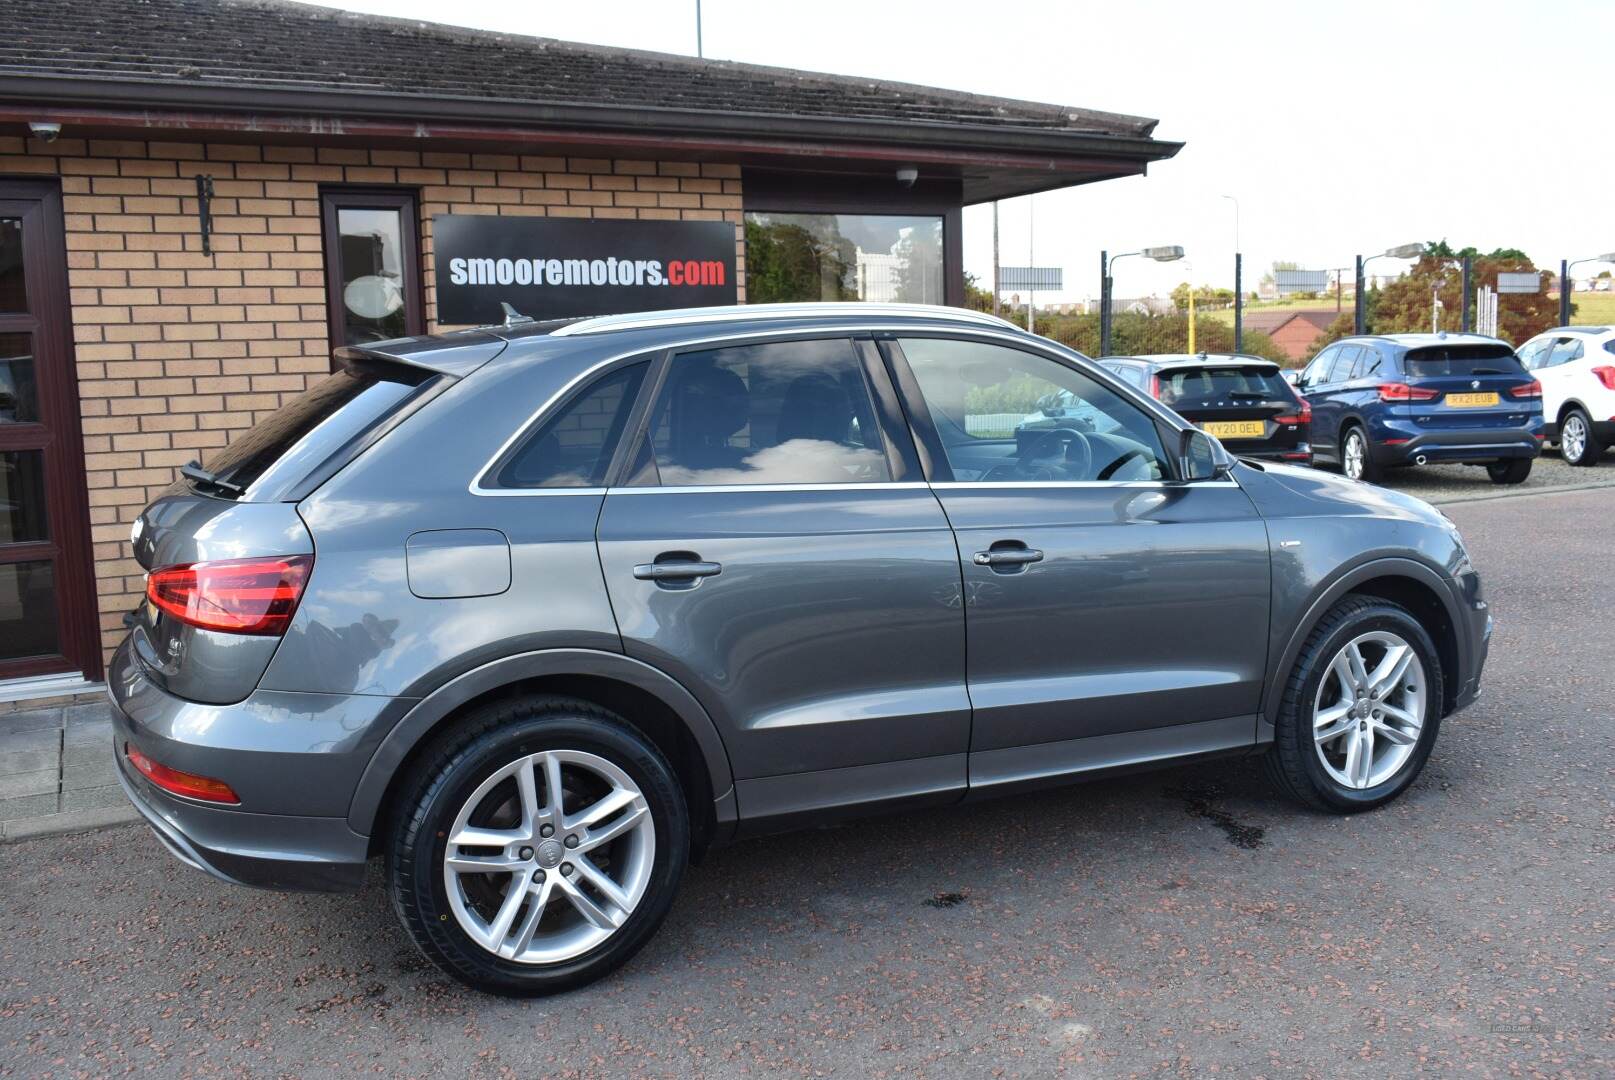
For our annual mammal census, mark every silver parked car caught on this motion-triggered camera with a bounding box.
[113,303,1491,995]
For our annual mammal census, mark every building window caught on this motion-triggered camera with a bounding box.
[320,189,424,350]
[743,213,943,305]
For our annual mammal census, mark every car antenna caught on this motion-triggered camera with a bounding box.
[499,302,535,327]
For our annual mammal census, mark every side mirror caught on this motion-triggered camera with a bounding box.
[1179,428,1232,481]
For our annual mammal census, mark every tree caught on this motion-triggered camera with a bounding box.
[1307,241,1558,354]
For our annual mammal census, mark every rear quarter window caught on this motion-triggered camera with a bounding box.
[199,360,440,501]
[1403,344,1524,376]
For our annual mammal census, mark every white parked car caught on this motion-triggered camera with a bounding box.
[1516,326,1615,466]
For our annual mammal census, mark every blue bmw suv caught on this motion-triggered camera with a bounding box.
[1295,333,1543,484]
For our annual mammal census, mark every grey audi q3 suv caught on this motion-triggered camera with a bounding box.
[112,303,1491,995]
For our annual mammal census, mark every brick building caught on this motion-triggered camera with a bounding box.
[1242,309,1340,363]
[0,0,1178,702]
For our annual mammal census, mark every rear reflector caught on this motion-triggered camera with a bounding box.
[1507,380,1542,399]
[125,744,240,804]
[1376,382,1440,402]
[146,554,312,636]
[1592,366,1615,391]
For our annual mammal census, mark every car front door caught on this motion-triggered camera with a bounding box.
[594,334,969,833]
[1308,345,1358,457]
[884,334,1270,793]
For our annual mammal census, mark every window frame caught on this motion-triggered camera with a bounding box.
[879,330,1190,485]
[319,187,425,362]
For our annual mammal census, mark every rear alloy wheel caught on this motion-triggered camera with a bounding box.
[1264,595,1443,813]
[389,698,688,996]
[1341,426,1381,483]
[1486,458,1532,485]
[1560,408,1602,467]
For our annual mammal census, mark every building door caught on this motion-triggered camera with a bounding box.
[0,180,99,680]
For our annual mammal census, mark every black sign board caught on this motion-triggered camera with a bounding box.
[433,215,738,324]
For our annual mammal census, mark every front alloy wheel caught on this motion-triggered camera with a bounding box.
[1264,594,1443,813]
[1310,631,1425,790]
[1342,427,1379,482]
[1561,409,1602,467]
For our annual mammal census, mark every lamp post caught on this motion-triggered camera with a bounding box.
[1100,245,1184,356]
[1561,252,1615,326]
[1354,243,1423,334]
[1221,195,1242,351]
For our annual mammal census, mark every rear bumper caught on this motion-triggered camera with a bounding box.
[108,636,402,893]
[1231,441,1312,464]
[1369,419,1543,465]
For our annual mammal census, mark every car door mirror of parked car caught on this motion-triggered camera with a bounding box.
[1179,428,1232,482]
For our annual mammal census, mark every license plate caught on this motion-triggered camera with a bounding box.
[1202,420,1267,439]
[1446,392,1499,407]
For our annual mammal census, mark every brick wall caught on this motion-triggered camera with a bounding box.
[0,136,744,666]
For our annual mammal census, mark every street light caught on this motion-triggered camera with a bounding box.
[1354,243,1424,334]
[1100,246,1184,356]
[1221,195,1241,349]
[1561,251,1615,326]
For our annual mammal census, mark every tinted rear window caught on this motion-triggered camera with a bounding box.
[200,361,438,501]
[1157,365,1289,404]
[1404,344,1524,376]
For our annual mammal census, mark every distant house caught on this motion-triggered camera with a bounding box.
[1242,309,1339,361]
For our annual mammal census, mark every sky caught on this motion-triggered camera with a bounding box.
[307,0,1614,304]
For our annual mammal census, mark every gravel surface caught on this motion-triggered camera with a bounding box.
[2,489,1611,1078]
[1366,446,1615,505]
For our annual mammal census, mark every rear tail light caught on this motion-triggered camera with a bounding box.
[1507,380,1542,399]
[146,555,312,636]
[1275,399,1312,426]
[1376,382,1440,402]
[1592,366,1615,391]
[1149,373,1162,399]
[125,744,240,804]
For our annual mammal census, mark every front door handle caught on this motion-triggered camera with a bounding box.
[973,545,1044,567]
[633,559,722,582]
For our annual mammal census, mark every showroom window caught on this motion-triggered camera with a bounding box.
[320,189,424,351]
[743,212,944,305]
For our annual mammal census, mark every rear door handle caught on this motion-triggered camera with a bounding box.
[633,559,722,581]
[973,546,1044,567]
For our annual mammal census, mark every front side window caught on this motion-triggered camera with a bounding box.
[1301,346,1337,387]
[1325,346,1360,383]
[898,337,1168,483]
[640,339,891,486]
[1546,338,1583,367]
[743,212,943,304]
[1516,338,1551,370]
[495,362,649,488]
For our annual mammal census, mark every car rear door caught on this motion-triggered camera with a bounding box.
[884,333,1268,794]
[1400,343,1538,432]
[594,333,969,833]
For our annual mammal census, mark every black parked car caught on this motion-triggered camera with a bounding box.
[1101,353,1313,464]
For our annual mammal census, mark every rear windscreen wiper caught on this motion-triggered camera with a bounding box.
[181,460,244,496]
[1226,391,1272,400]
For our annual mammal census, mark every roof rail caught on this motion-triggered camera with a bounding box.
[549,302,1022,337]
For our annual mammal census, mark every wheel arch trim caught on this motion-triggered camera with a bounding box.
[1262,556,1466,734]
[346,648,735,836]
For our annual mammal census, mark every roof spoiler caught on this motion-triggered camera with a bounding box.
[332,332,508,379]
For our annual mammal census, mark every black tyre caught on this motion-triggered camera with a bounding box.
[1341,425,1382,484]
[1263,595,1443,813]
[389,696,689,996]
[1485,458,1532,484]
[1560,407,1603,467]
